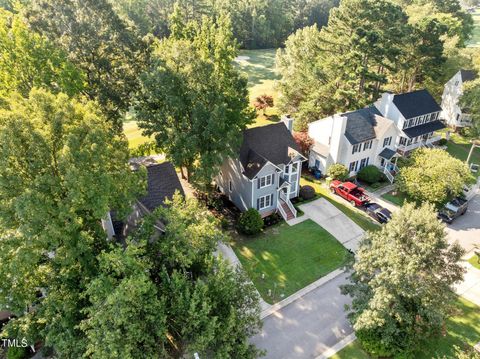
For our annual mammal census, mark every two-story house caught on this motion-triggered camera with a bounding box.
[216,117,307,221]
[308,89,445,182]
[374,89,445,156]
[441,69,478,129]
[308,107,399,180]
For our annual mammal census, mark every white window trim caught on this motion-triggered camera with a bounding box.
[259,174,273,188]
[258,194,272,210]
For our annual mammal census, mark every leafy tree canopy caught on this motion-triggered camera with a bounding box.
[25,0,150,131]
[397,148,474,205]
[0,9,84,99]
[135,12,254,185]
[0,88,142,356]
[342,202,465,357]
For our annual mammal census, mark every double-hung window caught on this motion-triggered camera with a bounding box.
[363,140,373,151]
[258,194,273,210]
[259,174,273,188]
[352,144,361,154]
[349,161,357,172]
[383,136,392,147]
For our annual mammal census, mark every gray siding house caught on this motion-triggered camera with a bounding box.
[216,117,306,221]
[102,161,185,241]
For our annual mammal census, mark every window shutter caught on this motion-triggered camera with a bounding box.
[257,198,260,209]
[257,178,260,189]
[270,194,273,206]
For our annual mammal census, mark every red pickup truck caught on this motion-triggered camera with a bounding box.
[329,180,370,207]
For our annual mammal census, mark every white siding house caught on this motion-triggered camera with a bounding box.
[309,89,445,183]
[441,69,477,129]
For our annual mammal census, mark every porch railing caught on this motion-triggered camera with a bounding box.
[279,191,297,218]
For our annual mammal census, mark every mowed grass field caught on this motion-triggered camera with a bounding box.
[467,8,480,47]
[123,121,151,148]
[234,49,281,127]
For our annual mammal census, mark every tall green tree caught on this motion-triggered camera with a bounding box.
[277,0,409,130]
[0,89,142,356]
[0,9,84,99]
[25,0,149,130]
[342,203,465,357]
[139,194,262,358]
[397,148,473,205]
[135,14,254,185]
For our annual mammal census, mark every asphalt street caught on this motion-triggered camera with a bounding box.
[251,272,353,359]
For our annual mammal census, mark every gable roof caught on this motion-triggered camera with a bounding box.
[342,107,381,145]
[460,69,477,83]
[392,90,441,120]
[138,162,185,212]
[239,123,303,179]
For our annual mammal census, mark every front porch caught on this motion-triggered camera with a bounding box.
[378,148,399,183]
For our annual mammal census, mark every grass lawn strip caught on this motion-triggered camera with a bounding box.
[468,254,480,270]
[231,220,350,304]
[123,120,152,148]
[331,297,480,359]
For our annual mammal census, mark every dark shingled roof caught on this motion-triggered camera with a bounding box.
[342,107,381,145]
[240,123,302,179]
[460,69,478,83]
[138,162,185,211]
[403,120,445,138]
[378,147,397,160]
[392,90,442,120]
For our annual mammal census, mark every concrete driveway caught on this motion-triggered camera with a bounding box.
[446,194,480,254]
[251,272,353,359]
[299,198,365,251]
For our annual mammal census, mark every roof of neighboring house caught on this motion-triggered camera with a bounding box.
[378,147,397,160]
[460,69,478,83]
[402,120,445,138]
[138,162,185,212]
[311,142,330,158]
[240,123,303,179]
[342,107,382,145]
[392,90,442,120]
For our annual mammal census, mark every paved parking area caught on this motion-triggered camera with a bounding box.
[446,194,480,254]
[299,198,365,252]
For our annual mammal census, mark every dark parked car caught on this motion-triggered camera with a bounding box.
[438,197,468,224]
[364,202,392,224]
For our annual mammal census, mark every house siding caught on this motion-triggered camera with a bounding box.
[252,163,279,215]
[216,158,253,211]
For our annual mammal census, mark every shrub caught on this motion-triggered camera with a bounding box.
[7,346,28,359]
[237,208,263,235]
[356,329,395,358]
[438,138,448,146]
[357,165,383,184]
[299,185,315,200]
[263,213,281,227]
[327,163,349,180]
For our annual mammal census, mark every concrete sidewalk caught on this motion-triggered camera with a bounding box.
[299,198,365,252]
[455,261,480,306]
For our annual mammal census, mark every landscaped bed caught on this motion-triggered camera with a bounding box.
[331,297,480,359]
[231,219,350,304]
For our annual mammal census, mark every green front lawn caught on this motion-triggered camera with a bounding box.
[468,254,480,270]
[381,190,409,207]
[300,177,380,232]
[333,297,480,359]
[231,220,350,304]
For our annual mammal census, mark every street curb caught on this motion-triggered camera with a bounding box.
[315,333,357,359]
[260,268,346,319]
